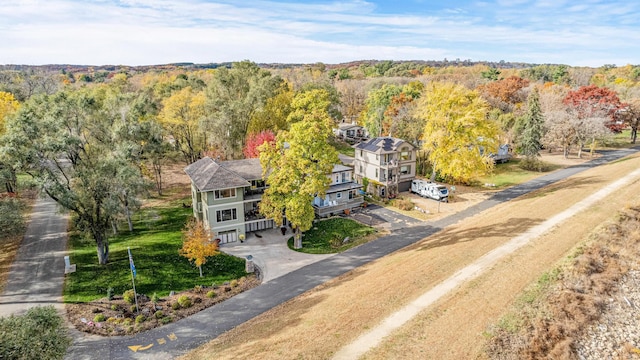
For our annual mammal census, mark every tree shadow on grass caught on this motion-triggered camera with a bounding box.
[413,217,544,251]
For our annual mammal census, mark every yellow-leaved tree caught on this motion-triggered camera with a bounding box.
[180,218,219,277]
[259,89,339,249]
[158,86,206,164]
[414,82,500,183]
[0,91,19,136]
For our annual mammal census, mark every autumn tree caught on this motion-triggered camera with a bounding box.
[619,98,640,143]
[247,81,293,134]
[478,76,530,113]
[563,85,623,132]
[205,61,283,159]
[180,218,219,277]
[158,86,207,164]
[259,89,339,249]
[243,130,275,158]
[540,85,575,157]
[0,91,20,193]
[414,82,500,183]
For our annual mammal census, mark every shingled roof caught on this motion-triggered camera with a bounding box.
[184,157,250,192]
[354,137,414,153]
[219,158,263,181]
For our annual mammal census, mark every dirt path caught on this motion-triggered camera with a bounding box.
[183,153,640,360]
[0,196,69,317]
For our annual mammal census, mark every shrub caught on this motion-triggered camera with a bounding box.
[520,157,552,172]
[93,314,106,322]
[206,290,216,298]
[194,285,203,293]
[0,306,72,360]
[110,304,118,311]
[106,317,116,323]
[107,287,114,301]
[171,302,180,310]
[135,315,146,324]
[151,292,160,303]
[230,279,238,288]
[393,197,414,211]
[161,317,172,324]
[154,311,164,319]
[177,295,192,308]
[123,289,136,304]
[123,318,133,326]
[130,305,137,313]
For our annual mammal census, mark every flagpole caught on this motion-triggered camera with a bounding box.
[128,247,139,314]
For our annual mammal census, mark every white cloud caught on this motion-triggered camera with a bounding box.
[0,0,638,66]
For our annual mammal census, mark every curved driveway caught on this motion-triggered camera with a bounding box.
[43,147,640,359]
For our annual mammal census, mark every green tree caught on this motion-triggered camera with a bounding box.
[259,89,339,249]
[363,84,402,138]
[205,61,283,159]
[0,91,20,193]
[3,89,147,264]
[414,82,500,183]
[247,81,294,134]
[0,306,72,360]
[518,88,545,158]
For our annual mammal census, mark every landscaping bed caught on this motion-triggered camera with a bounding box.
[66,275,260,336]
[287,217,378,254]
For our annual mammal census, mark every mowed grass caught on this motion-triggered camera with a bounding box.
[476,158,560,188]
[63,196,248,303]
[288,217,377,254]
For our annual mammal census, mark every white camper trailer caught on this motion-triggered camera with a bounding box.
[411,179,449,202]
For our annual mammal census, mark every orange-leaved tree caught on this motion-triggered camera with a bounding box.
[180,218,219,277]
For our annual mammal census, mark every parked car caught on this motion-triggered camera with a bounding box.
[411,179,449,202]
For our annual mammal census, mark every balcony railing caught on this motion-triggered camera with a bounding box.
[313,196,364,217]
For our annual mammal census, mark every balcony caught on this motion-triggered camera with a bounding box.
[313,196,364,218]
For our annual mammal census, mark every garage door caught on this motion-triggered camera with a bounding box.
[218,230,237,244]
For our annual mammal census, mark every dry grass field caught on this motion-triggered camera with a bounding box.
[182,152,640,360]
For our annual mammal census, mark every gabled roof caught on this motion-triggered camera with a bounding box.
[219,158,263,181]
[184,157,250,192]
[337,123,364,130]
[354,137,415,153]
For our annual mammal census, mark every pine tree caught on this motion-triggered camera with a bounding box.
[519,88,545,159]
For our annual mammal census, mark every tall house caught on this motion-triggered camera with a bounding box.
[353,137,417,198]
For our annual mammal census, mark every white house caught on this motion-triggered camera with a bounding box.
[353,137,417,198]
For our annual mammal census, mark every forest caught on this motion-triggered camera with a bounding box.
[1,59,639,264]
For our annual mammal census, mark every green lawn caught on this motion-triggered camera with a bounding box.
[476,158,560,188]
[330,137,356,157]
[63,197,248,303]
[288,218,377,254]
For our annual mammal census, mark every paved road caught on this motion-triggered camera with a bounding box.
[63,147,638,359]
[0,196,69,317]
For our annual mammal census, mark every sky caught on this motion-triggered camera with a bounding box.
[1,0,639,67]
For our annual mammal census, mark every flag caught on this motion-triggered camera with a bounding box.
[128,247,136,278]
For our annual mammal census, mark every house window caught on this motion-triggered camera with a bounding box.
[380,187,386,197]
[215,188,236,199]
[360,150,363,158]
[359,165,363,173]
[216,208,237,222]
[375,169,378,178]
[400,165,410,175]
[335,174,340,183]
[400,151,410,161]
[336,192,342,199]
[342,172,347,182]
